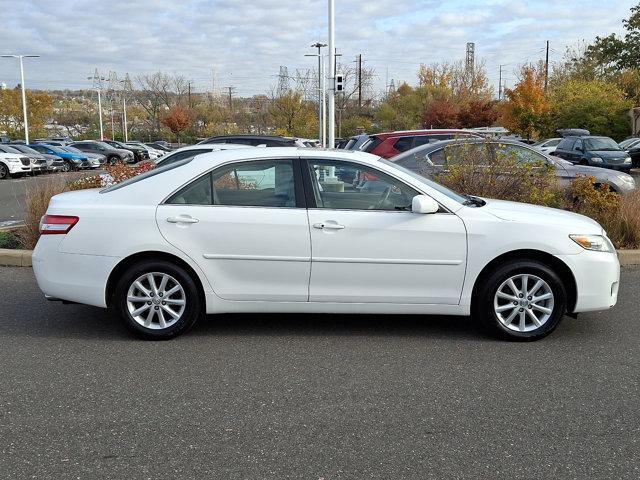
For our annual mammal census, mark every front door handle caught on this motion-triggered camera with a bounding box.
[166,215,199,224]
[313,222,345,230]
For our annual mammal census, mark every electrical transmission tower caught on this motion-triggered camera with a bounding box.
[465,42,475,77]
[277,66,290,96]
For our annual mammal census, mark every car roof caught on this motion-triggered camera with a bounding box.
[372,129,477,139]
[201,135,297,140]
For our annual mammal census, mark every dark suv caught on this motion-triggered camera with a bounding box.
[362,129,481,158]
[553,136,632,172]
[198,135,305,147]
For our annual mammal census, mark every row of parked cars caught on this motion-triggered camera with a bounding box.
[0,137,173,179]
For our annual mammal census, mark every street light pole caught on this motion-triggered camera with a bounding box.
[122,96,128,142]
[1,54,39,144]
[327,0,335,149]
[88,72,105,140]
[306,42,327,146]
[97,88,104,140]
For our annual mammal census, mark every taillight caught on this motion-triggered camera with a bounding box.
[40,215,79,235]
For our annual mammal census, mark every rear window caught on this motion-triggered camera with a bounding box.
[101,158,193,193]
[362,136,382,153]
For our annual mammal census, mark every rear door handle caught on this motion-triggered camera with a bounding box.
[313,222,345,230]
[166,215,199,224]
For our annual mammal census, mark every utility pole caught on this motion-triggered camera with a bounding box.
[498,64,505,100]
[357,53,362,110]
[306,42,327,145]
[1,54,39,144]
[544,40,549,92]
[327,0,336,149]
[187,81,192,108]
[119,74,132,142]
[226,86,236,112]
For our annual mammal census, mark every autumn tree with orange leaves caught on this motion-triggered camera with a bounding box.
[501,63,549,140]
[161,105,191,145]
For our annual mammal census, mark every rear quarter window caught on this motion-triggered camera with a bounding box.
[556,138,575,150]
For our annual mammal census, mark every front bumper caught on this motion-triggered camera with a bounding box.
[8,163,31,174]
[556,250,620,313]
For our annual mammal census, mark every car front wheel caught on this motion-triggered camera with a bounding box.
[474,260,566,341]
[114,260,202,340]
[0,163,8,179]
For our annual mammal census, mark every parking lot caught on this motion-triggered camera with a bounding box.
[1,266,638,479]
[0,171,101,225]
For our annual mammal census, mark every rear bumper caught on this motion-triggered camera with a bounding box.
[32,237,119,308]
[556,250,620,313]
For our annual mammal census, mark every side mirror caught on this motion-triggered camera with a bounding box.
[412,195,439,214]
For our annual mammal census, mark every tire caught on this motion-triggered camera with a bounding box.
[579,159,588,166]
[473,260,567,341]
[0,163,8,179]
[113,260,202,340]
[61,161,71,173]
[108,155,119,165]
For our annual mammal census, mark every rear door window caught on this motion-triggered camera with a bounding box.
[393,137,415,152]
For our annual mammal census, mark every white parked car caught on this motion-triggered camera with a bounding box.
[33,148,620,340]
[126,142,164,160]
[533,138,562,155]
[0,151,32,179]
[153,143,250,167]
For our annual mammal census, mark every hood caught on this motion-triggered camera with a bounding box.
[589,150,627,159]
[481,198,602,232]
[562,162,620,177]
[113,148,132,155]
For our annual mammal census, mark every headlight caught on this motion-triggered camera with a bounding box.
[624,156,632,163]
[569,234,614,252]
[591,157,603,163]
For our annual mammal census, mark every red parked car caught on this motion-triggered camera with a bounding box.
[362,129,481,158]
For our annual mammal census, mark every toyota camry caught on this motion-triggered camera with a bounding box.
[32,148,620,340]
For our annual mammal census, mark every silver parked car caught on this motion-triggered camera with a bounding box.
[9,144,65,172]
[391,138,636,195]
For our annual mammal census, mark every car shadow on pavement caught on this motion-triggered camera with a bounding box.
[191,312,487,341]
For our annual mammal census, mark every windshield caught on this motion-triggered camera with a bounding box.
[40,145,65,153]
[62,146,83,154]
[378,157,467,204]
[0,146,22,154]
[12,145,39,154]
[584,137,621,151]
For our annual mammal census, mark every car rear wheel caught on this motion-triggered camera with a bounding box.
[0,163,8,179]
[473,260,566,341]
[61,161,71,172]
[114,260,202,340]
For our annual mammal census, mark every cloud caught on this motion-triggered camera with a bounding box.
[0,0,635,96]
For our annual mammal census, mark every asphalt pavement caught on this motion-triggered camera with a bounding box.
[0,266,638,479]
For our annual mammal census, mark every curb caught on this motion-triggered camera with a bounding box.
[1,248,640,268]
[617,250,640,266]
[0,248,32,267]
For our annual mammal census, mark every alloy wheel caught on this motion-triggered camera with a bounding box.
[493,274,555,333]
[126,272,186,330]
[0,164,7,179]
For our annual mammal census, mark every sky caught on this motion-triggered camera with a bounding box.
[0,0,636,98]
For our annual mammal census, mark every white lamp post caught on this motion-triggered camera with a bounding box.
[1,54,39,144]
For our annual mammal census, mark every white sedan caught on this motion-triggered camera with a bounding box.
[33,148,620,340]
